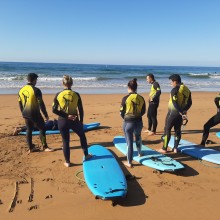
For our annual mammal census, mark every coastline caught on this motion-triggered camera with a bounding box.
[0,91,220,220]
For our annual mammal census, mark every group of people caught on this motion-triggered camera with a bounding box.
[120,73,219,168]
[18,72,220,168]
[18,73,92,167]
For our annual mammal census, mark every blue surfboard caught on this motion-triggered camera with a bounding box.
[19,122,100,135]
[216,132,220,138]
[113,136,184,172]
[83,145,127,200]
[168,136,220,164]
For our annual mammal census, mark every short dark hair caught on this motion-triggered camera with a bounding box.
[128,78,137,91]
[169,74,181,83]
[27,73,38,82]
[147,74,155,81]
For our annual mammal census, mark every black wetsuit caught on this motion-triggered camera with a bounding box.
[52,88,88,163]
[147,81,161,132]
[18,83,48,150]
[201,96,220,146]
[163,84,192,150]
[20,120,58,132]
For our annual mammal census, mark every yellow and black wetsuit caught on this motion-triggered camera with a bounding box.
[120,93,146,121]
[52,89,88,163]
[201,94,220,145]
[18,83,48,150]
[163,83,192,150]
[18,83,48,120]
[147,81,161,132]
[120,92,146,164]
[52,88,83,120]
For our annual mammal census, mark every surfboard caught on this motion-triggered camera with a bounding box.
[19,122,100,135]
[216,132,220,138]
[113,136,184,172]
[168,136,220,164]
[83,145,127,201]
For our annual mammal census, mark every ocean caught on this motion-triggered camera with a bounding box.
[0,62,220,94]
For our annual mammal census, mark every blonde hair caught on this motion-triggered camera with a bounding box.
[63,75,73,87]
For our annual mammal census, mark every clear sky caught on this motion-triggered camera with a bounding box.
[0,0,220,66]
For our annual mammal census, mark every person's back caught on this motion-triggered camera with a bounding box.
[168,83,192,113]
[18,73,54,153]
[19,84,41,120]
[123,93,145,121]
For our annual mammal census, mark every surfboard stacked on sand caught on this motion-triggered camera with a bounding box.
[19,122,100,135]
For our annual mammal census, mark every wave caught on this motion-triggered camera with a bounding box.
[188,72,220,78]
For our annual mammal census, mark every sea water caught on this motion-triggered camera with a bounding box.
[0,62,220,94]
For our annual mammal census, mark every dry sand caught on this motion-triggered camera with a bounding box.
[0,92,220,220]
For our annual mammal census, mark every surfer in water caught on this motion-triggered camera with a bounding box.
[120,78,146,168]
[158,74,192,153]
[52,75,92,167]
[200,94,220,146]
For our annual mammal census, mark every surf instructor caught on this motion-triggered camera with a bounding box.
[52,75,92,167]
[158,74,192,153]
[18,73,54,153]
[120,78,146,168]
[144,73,161,135]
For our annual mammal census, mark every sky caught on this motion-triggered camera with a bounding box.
[0,0,220,66]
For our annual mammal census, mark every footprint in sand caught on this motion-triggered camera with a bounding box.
[42,178,54,182]
[45,195,53,199]
[28,205,39,211]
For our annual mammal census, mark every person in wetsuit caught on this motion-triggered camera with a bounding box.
[13,119,58,135]
[52,75,92,167]
[120,78,146,168]
[200,94,220,146]
[158,74,192,153]
[18,73,54,153]
[144,74,161,135]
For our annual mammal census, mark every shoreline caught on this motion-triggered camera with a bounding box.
[0,89,219,95]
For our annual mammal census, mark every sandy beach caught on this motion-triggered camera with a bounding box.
[0,92,220,220]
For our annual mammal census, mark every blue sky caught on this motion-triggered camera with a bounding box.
[0,0,220,66]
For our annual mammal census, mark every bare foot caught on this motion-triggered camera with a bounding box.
[156,148,168,154]
[148,131,156,136]
[173,148,178,153]
[64,162,71,167]
[123,161,133,168]
[85,154,92,160]
[143,130,150,133]
[138,152,143,157]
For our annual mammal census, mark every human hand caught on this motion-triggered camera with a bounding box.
[68,115,77,121]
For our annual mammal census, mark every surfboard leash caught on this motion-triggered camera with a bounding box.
[75,170,86,182]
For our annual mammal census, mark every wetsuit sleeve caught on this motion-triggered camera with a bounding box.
[214,96,220,108]
[152,82,161,102]
[18,94,23,112]
[120,95,128,119]
[171,87,182,113]
[183,92,192,112]
[141,97,146,116]
[76,93,84,123]
[52,93,68,118]
[35,88,48,118]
